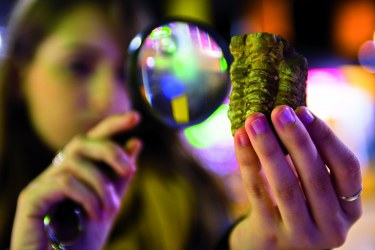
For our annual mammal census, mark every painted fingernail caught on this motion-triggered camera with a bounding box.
[299,107,315,125]
[250,117,267,135]
[278,107,296,126]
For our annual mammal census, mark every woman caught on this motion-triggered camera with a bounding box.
[0,0,230,249]
[0,0,362,249]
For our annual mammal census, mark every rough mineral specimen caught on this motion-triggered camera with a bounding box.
[228,32,308,135]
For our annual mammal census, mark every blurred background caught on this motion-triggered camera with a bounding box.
[1,0,374,248]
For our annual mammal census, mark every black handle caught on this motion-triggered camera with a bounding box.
[44,200,84,248]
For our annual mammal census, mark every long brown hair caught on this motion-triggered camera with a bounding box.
[0,0,230,248]
[0,0,139,158]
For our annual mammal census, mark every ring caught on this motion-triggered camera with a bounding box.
[339,184,363,202]
[52,151,64,166]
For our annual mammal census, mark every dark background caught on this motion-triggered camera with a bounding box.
[0,0,340,52]
[1,0,374,68]
[0,0,13,25]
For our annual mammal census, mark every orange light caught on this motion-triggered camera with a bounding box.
[332,0,375,59]
[340,65,375,100]
[239,0,294,41]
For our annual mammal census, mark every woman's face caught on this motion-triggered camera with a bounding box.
[21,4,131,150]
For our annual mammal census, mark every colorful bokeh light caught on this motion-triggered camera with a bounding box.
[358,38,375,73]
[149,26,172,39]
[183,104,232,149]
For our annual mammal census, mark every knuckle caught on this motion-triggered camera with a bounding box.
[320,218,347,248]
[315,122,332,143]
[275,180,299,203]
[260,231,279,249]
[307,174,332,196]
[18,181,40,203]
[292,234,315,249]
[59,174,75,187]
[245,182,268,201]
[327,226,347,248]
[17,188,30,206]
[345,204,362,224]
[104,141,119,156]
[66,134,85,152]
[341,152,361,181]
[288,224,317,249]
[351,206,363,222]
[237,149,258,167]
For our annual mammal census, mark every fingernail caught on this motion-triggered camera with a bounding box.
[250,117,267,134]
[128,112,140,123]
[278,107,296,126]
[238,134,250,146]
[299,107,315,125]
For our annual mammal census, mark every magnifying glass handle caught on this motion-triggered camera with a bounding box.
[43,131,138,248]
[44,200,84,249]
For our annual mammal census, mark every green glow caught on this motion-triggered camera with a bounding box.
[172,51,197,81]
[154,57,171,69]
[220,56,228,71]
[43,215,51,225]
[161,38,177,54]
[184,104,232,148]
[150,26,172,39]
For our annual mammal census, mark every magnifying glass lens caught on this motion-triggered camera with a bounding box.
[131,21,230,128]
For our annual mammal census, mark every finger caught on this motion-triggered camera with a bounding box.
[124,137,143,162]
[234,127,277,223]
[87,112,141,139]
[271,105,340,227]
[244,113,311,230]
[113,138,142,196]
[49,156,122,213]
[65,136,136,177]
[23,174,101,220]
[296,106,362,219]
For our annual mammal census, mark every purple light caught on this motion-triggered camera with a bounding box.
[358,40,375,73]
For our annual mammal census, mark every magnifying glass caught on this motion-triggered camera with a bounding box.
[128,18,231,128]
[44,19,232,248]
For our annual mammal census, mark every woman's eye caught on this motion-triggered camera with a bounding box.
[67,59,93,78]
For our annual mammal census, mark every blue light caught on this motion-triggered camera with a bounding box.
[0,30,3,54]
[160,74,185,99]
[128,34,142,52]
[0,26,5,57]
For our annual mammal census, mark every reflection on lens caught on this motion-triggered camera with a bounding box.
[136,21,230,128]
